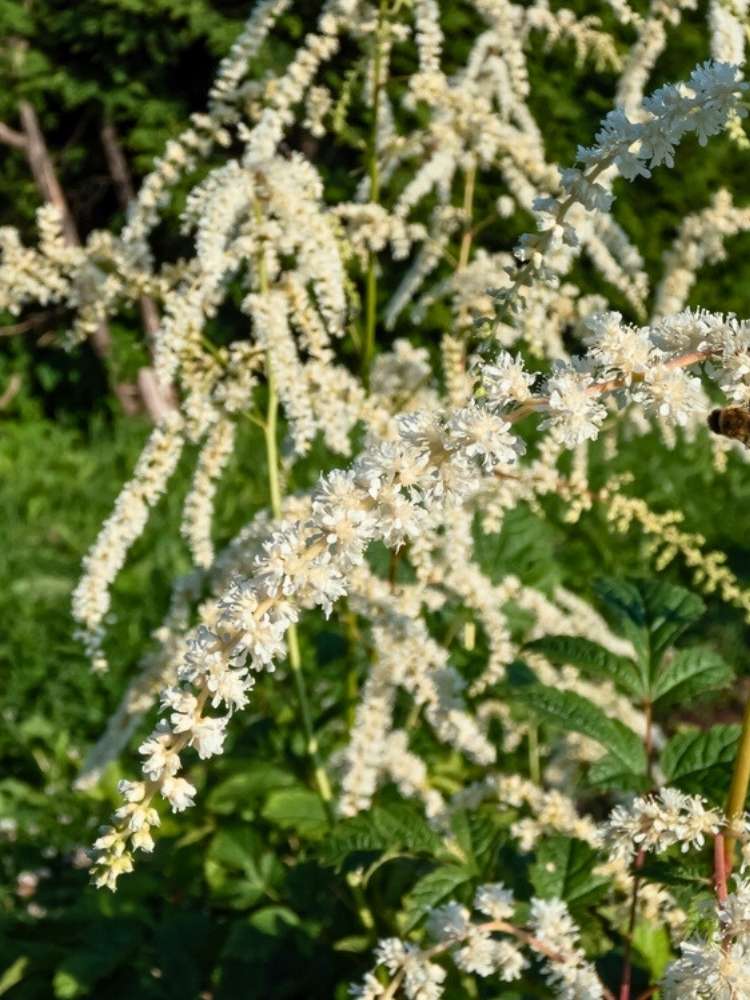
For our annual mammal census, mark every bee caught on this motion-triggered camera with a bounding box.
[708,406,750,447]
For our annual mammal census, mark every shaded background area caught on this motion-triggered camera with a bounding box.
[2,0,750,996]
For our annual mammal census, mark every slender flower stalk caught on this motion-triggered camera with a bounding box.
[263,307,375,936]
[457,164,476,274]
[619,700,653,1000]
[725,694,750,866]
[714,833,729,904]
[362,0,388,388]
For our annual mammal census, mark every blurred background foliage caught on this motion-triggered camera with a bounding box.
[2,0,750,996]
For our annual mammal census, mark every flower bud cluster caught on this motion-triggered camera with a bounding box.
[605,788,724,861]
[351,887,605,998]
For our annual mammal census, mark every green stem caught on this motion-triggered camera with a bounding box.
[444,165,477,400]
[257,206,333,813]
[264,375,282,514]
[260,258,375,933]
[362,0,387,388]
[527,723,540,785]
[725,693,750,866]
[264,362,334,816]
[457,164,476,273]
[342,605,362,729]
[618,701,652,1000]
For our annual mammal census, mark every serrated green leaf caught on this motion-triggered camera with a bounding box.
[402,865,474,931]
[642,584,705,662]
[370,803,441,854]
[525,635,643,699]
[320,814,387,868]
[587,753,651,792]
[529,837,608,908]
[513,685,647,775]
[639,857,712,888]
[660,724,740,800]
[594,579,704,680]
[321,804,440,869]
[449,810,496,870]
[593,578,650,665]
[652,648,732,709]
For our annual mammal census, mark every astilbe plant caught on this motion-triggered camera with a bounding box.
[7,0,750,996]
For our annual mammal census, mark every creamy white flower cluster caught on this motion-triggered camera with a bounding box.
[89,401,526,886]
[452,773,603,851]
[71,413,185,669]
[339,601,493,819]
[662,876,750,998]
[3,4,745,685]
[524,61,747,266]
[605,788,724,861]
[350,887,605,999]
[654,189,750,317]
[89,303,750,887]
[371,0,652,334]
[585,60,746,176]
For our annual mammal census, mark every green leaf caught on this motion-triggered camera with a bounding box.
[321,804,440,869]
[652,648,733,709]
[0,957,28,996]
[594,579,704,680]
[641,584,705,662]
[660,724,740,800]
[205,828,283,909]
[207,764,296,815]
[587,753,651,793]
[529,837,608,909]
[513,685,647,775]
[261,787,329,838]
[247,906,301,936]
[632,921,673,980]
[473,506,562,589]
[525,635,643,699]
[639,857,711,888]
[449,810,497,870]
[402,865,474,931]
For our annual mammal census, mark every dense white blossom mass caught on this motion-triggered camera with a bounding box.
[5,0,750,996]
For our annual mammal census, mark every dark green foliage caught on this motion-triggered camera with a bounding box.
[322,804,441,871]
[593,578,705,680]
[660,725,741,802]
[401,866,474,932]
[529,838,609,910]
[512,685,648,775]
[525,635,644,699]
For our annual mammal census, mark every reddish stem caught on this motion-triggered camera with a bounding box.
[506,349,715,425]
[714,833,729,904]
[619,702,653,1000]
